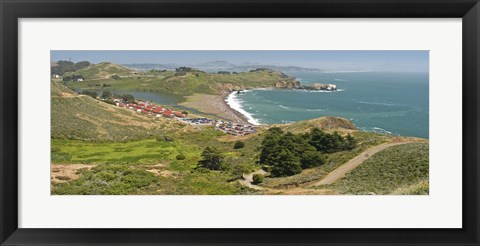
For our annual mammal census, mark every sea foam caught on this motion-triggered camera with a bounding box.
[225,91,261,125]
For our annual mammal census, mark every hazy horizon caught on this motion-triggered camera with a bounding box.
[51,50,429,73]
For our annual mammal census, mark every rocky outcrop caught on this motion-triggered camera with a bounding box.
[271,81,337,91]
[272,80,301,89]
[298,83,337,91]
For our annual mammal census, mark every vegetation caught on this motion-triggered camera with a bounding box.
[51,60,91,75]
[52,164,159,195]
[252,174,264,184]
[259,127,351,177]
[323,143,429,195]
[63,74,85,82]
[62,62,296,96]
[233,140,245,149]
[80,90,97,98]
[51,82,176,141]
[197,147,224,170]
[50,62,429,195]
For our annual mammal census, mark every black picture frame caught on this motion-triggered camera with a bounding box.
[1,0,479,245]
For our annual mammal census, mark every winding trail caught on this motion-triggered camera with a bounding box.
[311,140,412,187]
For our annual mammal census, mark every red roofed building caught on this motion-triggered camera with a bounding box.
[152,107,163,114]
[145,105,154,111]
[137,104,145,109]
[174,112,186,118]
[163,110,173,118]
[141,109,150,114]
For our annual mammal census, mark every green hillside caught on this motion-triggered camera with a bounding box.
[51,81,189,141]
[63,64,297,96]
[63,62,134,80]
[322,142,429,195]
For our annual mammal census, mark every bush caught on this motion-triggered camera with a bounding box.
[233,141,245,149]
[156,136,174,142]
[252,174,264,184]
[176,154,186,160]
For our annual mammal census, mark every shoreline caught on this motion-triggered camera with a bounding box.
[179,92,251,125]
[220,91,253,125]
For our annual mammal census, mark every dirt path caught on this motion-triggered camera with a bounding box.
[238,169,268,190]
[311,140,413,187]
[51,164,97,183]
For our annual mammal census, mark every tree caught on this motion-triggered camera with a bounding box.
[111,74,121,80]
[198,147,224,170]
[252,174,264,184]
[101,90,113,99]
[120,94,135,102]
[80,90,97,98]
[301,150,326,169]
[259,127,284,165]
[233,141,245,149]
[181,111,189,115]
[345,133,357,150]
[270,150,302,177]
[73,61,91,70]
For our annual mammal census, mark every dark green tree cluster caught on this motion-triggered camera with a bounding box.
[308,128,356,153]
[51,60,90,75]
[217,71,231,75]
[259,127,356,177]
[62,74,85,82]
[175,67,195,72]
[197,147,224,171]
[80,90,97,98]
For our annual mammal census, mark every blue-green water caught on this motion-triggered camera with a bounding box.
[234,72,429,138]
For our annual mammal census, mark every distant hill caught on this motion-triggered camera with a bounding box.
[51,60,91,75]
[63,62,134,80]
[51,81,190,141]
[65,64,298,96]
[122,61,323,73]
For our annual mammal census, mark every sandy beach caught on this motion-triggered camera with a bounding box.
[179,91,250,125]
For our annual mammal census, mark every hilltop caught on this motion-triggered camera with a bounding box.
[63,62,134,80]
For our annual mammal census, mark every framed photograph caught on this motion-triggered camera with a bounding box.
[1,0,479,245]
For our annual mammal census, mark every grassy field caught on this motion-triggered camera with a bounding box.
[51,127,263,195]
[322,142,429,195]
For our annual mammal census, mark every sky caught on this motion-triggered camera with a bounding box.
[51,50,429,73]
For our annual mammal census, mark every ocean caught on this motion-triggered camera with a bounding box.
[227,71,429,138]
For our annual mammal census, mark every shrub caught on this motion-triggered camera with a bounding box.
[252,174,264,184]
[233,141,245,149]
[157,136,174,142]
[176,154,186,160]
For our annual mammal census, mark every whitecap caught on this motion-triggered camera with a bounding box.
[225,91,261,125]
